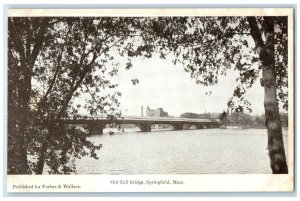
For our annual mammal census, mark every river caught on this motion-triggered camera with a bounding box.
[75,128,289,174]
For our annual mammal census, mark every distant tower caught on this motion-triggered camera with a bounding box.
[141,106,143,117]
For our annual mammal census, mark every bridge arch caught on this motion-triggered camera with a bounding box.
[136,122,152,132]
[61,117,220,134]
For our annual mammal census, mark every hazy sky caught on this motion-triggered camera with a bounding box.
[115,55,265,117]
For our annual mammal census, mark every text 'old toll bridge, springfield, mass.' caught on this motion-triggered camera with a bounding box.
[60,106,220,134]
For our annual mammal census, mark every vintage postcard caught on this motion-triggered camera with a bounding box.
[6,8,294,193]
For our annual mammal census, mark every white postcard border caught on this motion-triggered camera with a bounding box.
[5,7,295,193]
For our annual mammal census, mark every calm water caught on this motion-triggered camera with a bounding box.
[75,128,288,174]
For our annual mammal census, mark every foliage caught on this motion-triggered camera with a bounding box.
[218,111,228,125]
[8,17,144,174]
[136,17,288,113]
[180,112,201,119]
[180,112,219,119]
[219,112,288,128]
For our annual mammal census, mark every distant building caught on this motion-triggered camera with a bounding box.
[141,106,144,117]
[146,106,168,117]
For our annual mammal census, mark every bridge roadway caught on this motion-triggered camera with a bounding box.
[61,116,220,134]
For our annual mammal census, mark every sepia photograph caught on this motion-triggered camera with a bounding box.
[6,8,294,192]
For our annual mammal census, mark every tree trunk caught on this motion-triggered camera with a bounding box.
[263,66,288,173]
[7,63,31,174]
[7,128,30,174]
[247,17,288,174]
[36,141,48,174]
[8,18,55,174]
[36,125,54,174]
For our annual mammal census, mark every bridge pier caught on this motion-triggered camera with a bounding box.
[137,123,152,132]
[173,123,184,130]
[211,123,218,128]
[87,122,105,135]
[196,124,204,129]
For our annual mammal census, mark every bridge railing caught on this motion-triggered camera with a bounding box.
[60,116,219,124]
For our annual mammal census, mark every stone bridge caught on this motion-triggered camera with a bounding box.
[60,116,220,134]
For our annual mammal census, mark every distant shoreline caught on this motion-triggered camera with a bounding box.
[220,125,288,129]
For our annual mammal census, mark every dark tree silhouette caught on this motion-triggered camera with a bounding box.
[8,17,144,174]
[136,16,288,173]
